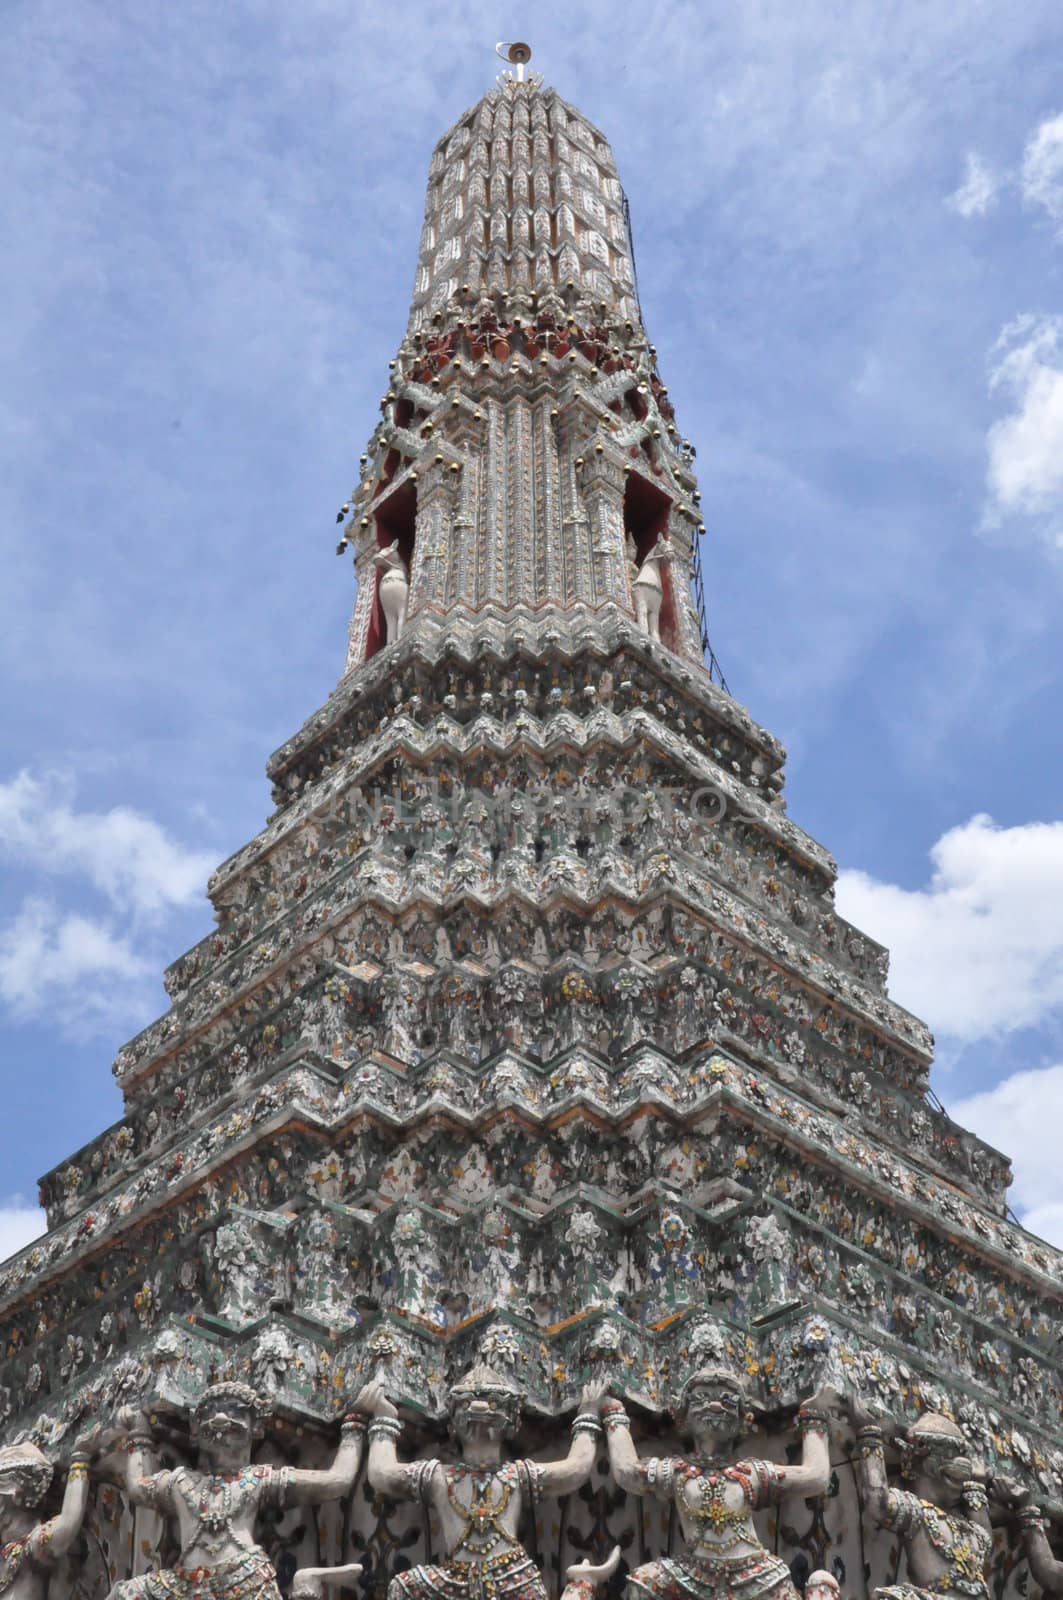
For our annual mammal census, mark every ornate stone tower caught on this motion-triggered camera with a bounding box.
[3,59,1062,1600]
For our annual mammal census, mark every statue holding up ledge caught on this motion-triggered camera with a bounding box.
[844,1399,991,1600]
[987,1478,1063,1600]
[0,1425,102,1599]
[108,1381,366,1600]
[602,1365,834,1600]
[359,1364,612,1600]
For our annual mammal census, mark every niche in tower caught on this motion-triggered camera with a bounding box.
[623,469,676,650]
[364,479,417,661]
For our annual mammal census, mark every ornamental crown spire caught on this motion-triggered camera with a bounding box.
[336,69,709,673]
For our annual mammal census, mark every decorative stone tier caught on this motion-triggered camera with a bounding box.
[71,598,1016,1244]
[15,1053,1050,1433]
[338,307,709,657]
[1,1300,1046,1599]
[268,610,786,806]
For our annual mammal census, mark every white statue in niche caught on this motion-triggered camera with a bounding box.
[373,541,409,643]
[629,536,671,642]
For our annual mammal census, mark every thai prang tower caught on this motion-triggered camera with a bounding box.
[3,52,1063,1600]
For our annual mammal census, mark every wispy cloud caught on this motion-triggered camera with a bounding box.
[836,814,1063,1041]
[0,897,151,1027]
[951,1064,1063,1246]
[1021,110,1063,227]
[982,314,1063,548]
[0,771,211,1035]
[0,770,213,917]
[947,152,1000,218]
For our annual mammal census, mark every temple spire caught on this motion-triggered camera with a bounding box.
[337,72,707,669]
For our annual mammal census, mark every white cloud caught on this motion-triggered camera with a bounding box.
[0,896,150,1023]
[951,1064,1063,1246]
[0,1197,46,1263]
[0,770,213,918]
[836,814,1063,1041]
[0,772,212,1035]
[1021,111,1063,224]
[947,152,999,217]
[982,314,1063,547]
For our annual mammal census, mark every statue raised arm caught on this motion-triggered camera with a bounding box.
[602,1364,833,1600]
[360,1366,609,1600]
[844,1400,991,1600]
[108,1382,365,1600]
[0,1425,101,1599]
[989,1477,1063,1597]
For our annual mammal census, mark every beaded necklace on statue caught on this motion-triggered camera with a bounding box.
[444,1464,518,1557]
[0,1517,54,1594]
[188,1468,255,1557]
[685,1460,755,1552]
[917,1501,992,1592]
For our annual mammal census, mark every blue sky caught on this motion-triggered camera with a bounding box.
[2,0,1063,1255]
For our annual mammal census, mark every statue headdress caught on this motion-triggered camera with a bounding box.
[448,1362,522,1436]
[677,1362,754,1437]
[679,1362,750,1406]
[0,1441,53,1506]
[192,1381,269,1436]
[900,1411,968,1477]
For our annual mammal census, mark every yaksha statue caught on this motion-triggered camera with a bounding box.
[110,1381,366,1600]
[0,1425,101,1598]
[361,1365,611,1600]
[602,1366,834,1600]
[846,1403,991,1600]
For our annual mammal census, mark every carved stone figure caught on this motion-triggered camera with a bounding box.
[374,541,409,643]
[1006,1495,1063,1596]
[846,1401,991,1600]
[0,1426,100,1598]
[212,1214,271,1324]
[296,1209,352,1325]
[603,1367,833,1600]
[109,1381,365,1600]
[360,1366,607,1600]
[805,1576,841,1600]
[390,1206,444,1324]
[629,538,671,642]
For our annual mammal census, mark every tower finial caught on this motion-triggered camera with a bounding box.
[495,40,533,85]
